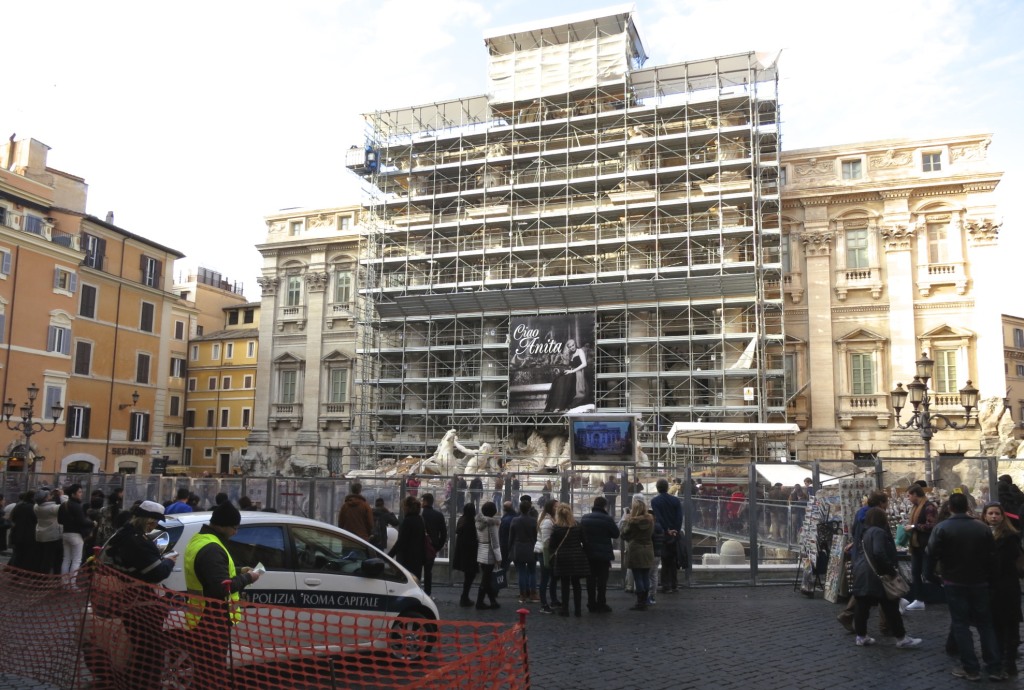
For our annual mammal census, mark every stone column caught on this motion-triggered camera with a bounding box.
[879,190,917,387]
[965,215,1003,400]
[248,275,279,457]
[298,266,329,463]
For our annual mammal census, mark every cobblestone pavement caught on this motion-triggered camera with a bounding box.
[438,585,1019,690]
[0,577,1018,689]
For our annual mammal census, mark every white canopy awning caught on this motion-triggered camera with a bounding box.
[755,463,837,487]
[667,422,800,445]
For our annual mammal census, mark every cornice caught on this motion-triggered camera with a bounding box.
[832,304,891,314]
[913,300,974,311]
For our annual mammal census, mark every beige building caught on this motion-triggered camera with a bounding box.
[247,206,361,476]
[1003,314,1024,442]
[779,134,1003,467]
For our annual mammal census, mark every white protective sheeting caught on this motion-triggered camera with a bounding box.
[754,464,837,487]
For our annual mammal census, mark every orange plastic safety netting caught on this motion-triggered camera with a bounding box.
[0,562,530,690]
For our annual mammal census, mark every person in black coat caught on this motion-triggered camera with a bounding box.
[982,502,1023,677]
[452,503,479,607]
[390,496,426,582]
[550,503,590,617]
[421,494,447,596]
[8,491,38,571]
[510,498,539,603]
[580,496,619,612]
[851,507,920,649]
[469,477,484,509]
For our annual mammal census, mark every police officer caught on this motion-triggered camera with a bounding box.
[184,502,261,689]
[101,500,176,688]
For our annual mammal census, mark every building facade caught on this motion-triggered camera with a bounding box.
[0,137,185,474]
[779,134,1003,464]
[345,8,783,469]
[247,206,361,476]
[183,302,260,475]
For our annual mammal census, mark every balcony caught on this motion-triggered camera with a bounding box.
[319,402,351,430]
[270,403,302,430]
[325,302,357,330]
[834,266,883,301]
[278,305,307,331]
[783,272,804,304]
[0,213,80,250]
[837,393,890,428]
[917,261,967,297]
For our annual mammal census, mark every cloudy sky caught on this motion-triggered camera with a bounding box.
[5,0,1021,301]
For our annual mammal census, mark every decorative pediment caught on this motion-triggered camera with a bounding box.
[273,352,305,365]
[321,350,351,364]
[919,324,974,340]
[836,328,887,345]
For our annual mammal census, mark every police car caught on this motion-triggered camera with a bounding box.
[86,511,437,684]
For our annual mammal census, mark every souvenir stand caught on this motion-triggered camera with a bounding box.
[822,477,877,602]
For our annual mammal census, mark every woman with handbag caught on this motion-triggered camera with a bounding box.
[851,507,922,649]
[534,499,561,613]
[982,502,1023,677]
[452,503,479,607]
[550,503,589,617]
[475,501,503,610]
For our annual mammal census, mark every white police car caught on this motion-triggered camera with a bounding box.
[86,511,437,685]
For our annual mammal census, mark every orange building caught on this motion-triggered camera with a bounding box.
[0,137,184,474]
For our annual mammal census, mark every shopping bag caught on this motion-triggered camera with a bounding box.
[490,567,508,591]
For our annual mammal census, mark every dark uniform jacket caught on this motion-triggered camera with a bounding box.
[105,522,175,584]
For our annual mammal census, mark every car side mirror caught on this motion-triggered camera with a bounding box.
[360,558,385,577]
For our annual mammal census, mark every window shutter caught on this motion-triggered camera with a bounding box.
[0,313,5,344]
[61,329,70,355]
[65,408,75,438]
[69,273,78,293]
[53,268,61,289]
[82,407,91,438]
[155,260,163,286]
[96,238,106,268]
[75,341,91,375]
[1,251,10,274]
[142,413,150,442]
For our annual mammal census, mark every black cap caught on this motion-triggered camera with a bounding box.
[210,502,242,528]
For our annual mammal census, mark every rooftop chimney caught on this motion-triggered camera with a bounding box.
[105,211,114,224]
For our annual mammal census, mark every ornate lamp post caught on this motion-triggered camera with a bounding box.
[3,383,64,472]
[890,352,979,487]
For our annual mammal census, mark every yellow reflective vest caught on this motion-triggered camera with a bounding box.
[184,531,242,628]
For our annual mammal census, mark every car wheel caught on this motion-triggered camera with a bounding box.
[388,609,438,662]
[162,641,195,689]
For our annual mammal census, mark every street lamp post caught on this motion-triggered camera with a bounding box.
[890,352,979,487]
[2,383,64,472]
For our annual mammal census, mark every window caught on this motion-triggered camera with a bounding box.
[0,207,6,227]
[79,284,97,318]
[211,343,221,360]
[54,267,78,294]
[784,353,798,397]
[779,168,787,186]
[208,377,217,391]
[845,228,869,269]
[850,353,875,395]
[334,271,352,304]
[0,307,5,344]
[174,320,185,340]
[0,249,10,276]
[129,412,150,442]
[219,377,230,391]
[47,325,71,355]
[82,233,106,270]
[933,349,958,394]
[337,215,351,232]
[140,302,155,332]
[289,220,303,236]
[169,395,181,417]
[225,343,234,359]
[286,276,303,307]
[170,357,186,378]
[44,386,63,420]
[841,160,862,180]
[185,410,196,427]
[140,255,162,288]
[1017,364,1024,377]
[206,409,215,427]
[247,341,256,358]
[780,237,790,273]
[165,432,182,448]
[927,222,949,264]
[244,375,253,389]
[24,214,44,235]
[183,448,192,466]
[190,344,199,361]
[279,370,298,403]
[74,341,92,375]
[242,408,251,428]
[187,378,197,392]
[196,325,204,336]
[228,310,239,325]
[220,409,229,428]
[136,353,151,384]
[922,152,942,172]
[328,368,348,403]
[328,448,344,476]
[65,406,91,439]
[243,309,254,324]
[1014,328,1024,349]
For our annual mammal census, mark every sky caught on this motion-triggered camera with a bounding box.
[5,0,1022,302]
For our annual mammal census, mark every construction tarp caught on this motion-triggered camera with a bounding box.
[755,463,837,487]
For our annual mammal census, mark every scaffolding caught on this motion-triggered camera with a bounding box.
[349,7,783,469]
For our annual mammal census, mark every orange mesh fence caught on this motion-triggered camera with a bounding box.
[0,562,530,690]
